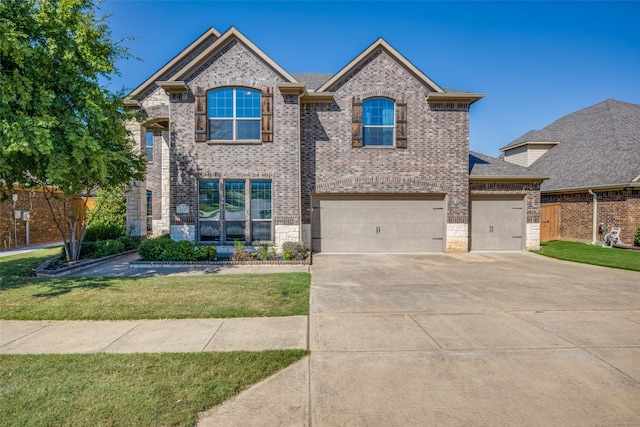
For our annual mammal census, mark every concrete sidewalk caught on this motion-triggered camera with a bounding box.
[0,242,62,258]
[0,317,308,354]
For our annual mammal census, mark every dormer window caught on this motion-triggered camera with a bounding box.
[208,88,261,141]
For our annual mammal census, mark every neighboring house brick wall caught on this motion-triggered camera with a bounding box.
[0,189,66,247]
[300,50,470,250]
[542,190,640,243]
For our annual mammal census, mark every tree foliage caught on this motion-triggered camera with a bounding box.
[0,0,145,260]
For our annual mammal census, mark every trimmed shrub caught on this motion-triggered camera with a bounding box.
[138,235,173,261]
[158,240,197,261]
[84,224,124,242]
[635,226,640,245]
[93,239,125,258]
[116,235,139,251]
[194,244,218,261]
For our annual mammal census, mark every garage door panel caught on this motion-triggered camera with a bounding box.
[312,196,444,253]
[471,198,523,251]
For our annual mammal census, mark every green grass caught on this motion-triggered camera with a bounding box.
[0,350,308,427]
[532,240,640,272]
[0,247,61,277]
[1,249,310,320]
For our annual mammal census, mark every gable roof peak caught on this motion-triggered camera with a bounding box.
[168,25,298,84]
[317,37,445,93]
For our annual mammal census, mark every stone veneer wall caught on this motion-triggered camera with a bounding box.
[469,181,542,249]
[300,49,470,252]
[542,190,640,243]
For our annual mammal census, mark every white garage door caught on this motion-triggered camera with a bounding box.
[471,197,524,251]
[312,195,445,252]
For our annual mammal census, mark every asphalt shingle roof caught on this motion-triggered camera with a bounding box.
[501,99,640,192]
[469,151,546,179]
[292,73,334,91]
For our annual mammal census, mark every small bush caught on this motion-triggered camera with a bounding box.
[255,243,276,260]
[158,240,197,261]
[232,240,251,261]
[84,224,125,242]
[635,226,640,245]
[194,244,217,261]
[138,236,173,261]
[80,241,98,259]
[93,239,125,258]
[282,249,292,261]
[116,235,139,251]
[281,241,308,260]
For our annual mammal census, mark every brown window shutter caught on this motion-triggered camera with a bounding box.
[396,96,407,148]
[194,87,207,142]
[261,86,273,142]
[352,96,363,148]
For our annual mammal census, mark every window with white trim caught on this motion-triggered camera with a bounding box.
[208,88,261,141]
[363,98,395,146]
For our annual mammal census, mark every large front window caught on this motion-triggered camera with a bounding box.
[198,179,272,242]
[198,180,220,241]
[208,88,261,141]
[363,98,395,146]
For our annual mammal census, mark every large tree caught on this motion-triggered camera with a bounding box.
[0,0,145,260]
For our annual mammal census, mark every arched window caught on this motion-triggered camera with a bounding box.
[208,88,261,140]
[363,98,395,146]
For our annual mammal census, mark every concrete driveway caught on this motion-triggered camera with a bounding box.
[309,252,640,426]
[203,251,640,426]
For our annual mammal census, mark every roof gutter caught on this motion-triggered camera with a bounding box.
[469,176,549,182]
[541,182,640,194]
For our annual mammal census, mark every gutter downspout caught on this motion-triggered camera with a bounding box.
[588,189,597,245]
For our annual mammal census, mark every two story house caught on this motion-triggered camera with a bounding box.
[125,26,545,253]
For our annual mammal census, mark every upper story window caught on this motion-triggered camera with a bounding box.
[145,131,154,162]
[363,98,395,146]
[208,88,261,141]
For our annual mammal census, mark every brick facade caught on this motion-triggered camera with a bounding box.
[126,28,542,253]
[542,190,640,243]
[301,50,469,226]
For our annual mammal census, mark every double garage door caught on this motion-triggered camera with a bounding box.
[312,195,445,253]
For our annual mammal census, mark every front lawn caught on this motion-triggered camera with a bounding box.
[532,240,640,272]
[1,249,310,320]
[0,350,308,427]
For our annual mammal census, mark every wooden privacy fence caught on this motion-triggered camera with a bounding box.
[540,203,561,242]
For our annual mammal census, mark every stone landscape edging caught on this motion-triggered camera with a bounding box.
[35,250,139,278]
[129,257,312,268]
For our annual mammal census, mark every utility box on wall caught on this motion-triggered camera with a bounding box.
[14,210,22,219]
[21,212,30,221]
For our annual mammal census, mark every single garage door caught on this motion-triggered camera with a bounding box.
[312,195,445,252]
[471,197,524,250]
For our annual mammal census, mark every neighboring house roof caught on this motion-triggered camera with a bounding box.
[469,151,548,181]
[292,73,334,91]
[501,129,559,150]
[501,99,640,192]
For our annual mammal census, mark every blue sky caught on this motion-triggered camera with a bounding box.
[100,1,640,156]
